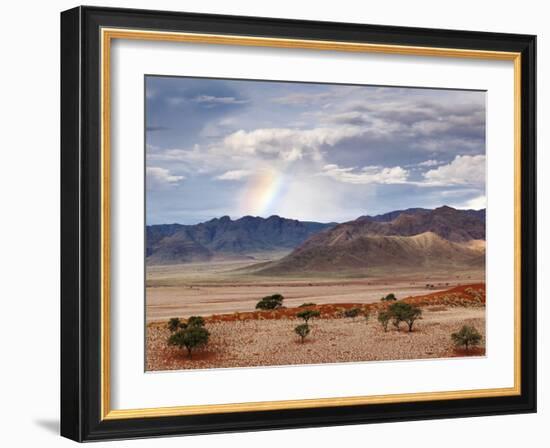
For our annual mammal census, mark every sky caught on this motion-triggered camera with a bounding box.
[145,76,486,225]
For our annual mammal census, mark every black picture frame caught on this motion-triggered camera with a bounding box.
[61,5,536,442]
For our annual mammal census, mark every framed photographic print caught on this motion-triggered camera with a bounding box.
[60,6,537,442]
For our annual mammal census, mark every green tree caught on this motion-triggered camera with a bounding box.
[296,309,321,324]
[256,294,284,310]
[388,302,423,332]
[186,316,205,328]
[168,326,210,359]
[377,311,391,332]
[299,302,316,308]
[343,307,361,320]
[381,293,397,302]
[294,324,310,343]
[167,317,181,333]
[451,325,482,351]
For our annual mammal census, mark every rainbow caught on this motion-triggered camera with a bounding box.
[239,169,286,216]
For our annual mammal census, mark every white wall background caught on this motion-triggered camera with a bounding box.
[0,0,546,446]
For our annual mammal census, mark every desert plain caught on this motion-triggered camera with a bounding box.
[146,257,486,371]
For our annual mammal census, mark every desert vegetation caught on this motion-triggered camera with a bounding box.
[296,309,321,324]
[343,307,362,321]
[166,315,210,359]
[255,293,284,310]
[388,302,423,332]
[149,284,486,369]
[294,324,311,343]
[451,325,483,351]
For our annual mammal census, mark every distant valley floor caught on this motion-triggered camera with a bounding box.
[146,258,484,322]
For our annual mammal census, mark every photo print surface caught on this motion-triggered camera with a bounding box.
[145,75,487,371]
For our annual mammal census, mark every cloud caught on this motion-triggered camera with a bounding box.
[165,95,248,107]
[456,195,487,210]
[313,91,486,158]
[146,143,230,174]
[222,126,364,162]
[320,164,410,185]
[326,111,372,126]
[271,91,334,105]
[319,155,485,188]
[215,170,252,181]
[166,97,187,106]
[192,95,249,106]
[334,97,485,130]
[417,159,441,167]
[423,155,485,186]
[146,166,184,189]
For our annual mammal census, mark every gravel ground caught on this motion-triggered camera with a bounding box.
[146,306,485,371]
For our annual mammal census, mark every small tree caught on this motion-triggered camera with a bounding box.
[168,326,210,359]
[256,294,284,310]
[381,293,397,302]
[296,309,321,324]
[451,325,482,351]
[377,311,391,332]
[299,302,316,308]
[294,324,310,343]
[388,302,405,331]
[389,302,422,332]
[343,307,361,321]
[167,317,181,333]
[186,316,205,328]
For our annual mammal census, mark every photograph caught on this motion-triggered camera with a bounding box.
[145,76,487,371]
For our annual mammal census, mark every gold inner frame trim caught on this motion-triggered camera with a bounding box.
[100,27,522,421]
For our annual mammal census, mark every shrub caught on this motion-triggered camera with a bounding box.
[451,325,482,351]
[167,317,182,333]
[168,326,210,359]
[377,311,391,332]
[186,316,205,328]
[294,324,310,343]
[388,302,422,332]
[296,309,321,324]
[299,302,316,308]
[343,307,361,320]
[256,294,284,310]
[381,293,397,302]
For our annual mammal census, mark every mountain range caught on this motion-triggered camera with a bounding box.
[147,206,486,272]
[256,206,485,275]
[146,215,334,264]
